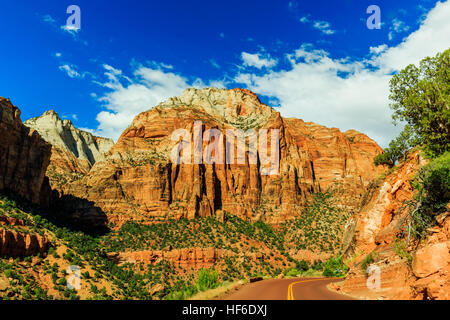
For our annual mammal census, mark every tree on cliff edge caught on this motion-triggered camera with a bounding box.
[389,47,450,158]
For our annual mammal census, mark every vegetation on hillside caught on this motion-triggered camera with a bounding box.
[375,47,449,241]
[0,185,351,300]
[281,191,351,253]
[406,152,450,239]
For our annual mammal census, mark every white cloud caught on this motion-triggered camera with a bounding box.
[312,20,335,35]
[92,64,193,140]
[54,52,62,58]
[298,14,335,35]
[58,64,83,79]
[299,16,310,23]
[234,1,450,147]
[241,52,278,69]
[388,18,410,40]
[60,24,87,45]
[369,44,388,55]
[61,24,80,36]
[392,19,410,33]
[85,1,450,147]
[43,14,56,25]
[146,60,173,70]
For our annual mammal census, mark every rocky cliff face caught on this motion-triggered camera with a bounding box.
[24,110,114,166]
[24,110,114,190]
[334,151,450,300]
[0,216,50,258]
[0,98,52,205]
[115,248,234,270]
[64,88,384,225]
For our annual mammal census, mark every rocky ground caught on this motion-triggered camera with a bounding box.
[331,151,450,300]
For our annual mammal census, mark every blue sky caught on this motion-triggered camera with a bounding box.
[0,0,449,146]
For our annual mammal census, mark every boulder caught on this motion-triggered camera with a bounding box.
[413,241,450,278]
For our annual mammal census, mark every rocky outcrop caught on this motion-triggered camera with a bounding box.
[0,98,52,205]
[115,247,233,269]
[337,151,450,300]
[24,110,114,191]
[64,88,384,225]
[24,110,114,166]
[0,217,50,257]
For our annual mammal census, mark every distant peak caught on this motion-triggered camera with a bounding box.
[178,87,261,102]
[42,110,61,118]
[146,87,275,130]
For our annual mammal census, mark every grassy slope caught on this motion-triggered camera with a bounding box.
[0,188,348,300]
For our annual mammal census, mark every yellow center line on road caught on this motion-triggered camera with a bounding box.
[286,278,333,300]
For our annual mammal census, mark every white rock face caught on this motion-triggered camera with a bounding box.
[157,88,274,129]
[24,110,114,165]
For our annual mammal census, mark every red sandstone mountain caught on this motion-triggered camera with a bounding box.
[61,88,384,226]
[0,98,51,205]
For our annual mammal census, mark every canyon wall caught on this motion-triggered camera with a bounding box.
[0,98,52,205]
[334,151,450,300]
[62,88,384,225]
[24,110,114,191]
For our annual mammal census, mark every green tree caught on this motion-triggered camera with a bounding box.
[374,125,417,167]
[389,48,450,158]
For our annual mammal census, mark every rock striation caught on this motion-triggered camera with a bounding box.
[64,88,384,225]
[337,151,450,300]
[0,217,50,257]
[0,98,52,205]
[24,110,114,191]
[115,248,233,270]
[24,110,114,166]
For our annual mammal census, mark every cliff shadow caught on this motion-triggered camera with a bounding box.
[50,192,110,236]
[0,189,109,237]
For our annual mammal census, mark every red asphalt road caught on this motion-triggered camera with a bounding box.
[223,278,353,300]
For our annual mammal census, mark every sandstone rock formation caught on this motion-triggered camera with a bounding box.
[0,217,50,257]
[337,151,450,300]
[0,98,52,205]
[64,88,384,225]
[115,247,233,270]
[24,110,114,166]
[24,110,114,190]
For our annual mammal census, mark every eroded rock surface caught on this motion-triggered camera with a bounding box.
[337,151,450,300]
[0,98,52,205]
[63,88,384,225]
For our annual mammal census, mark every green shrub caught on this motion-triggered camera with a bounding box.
[196,268,220,291]
[407,152,450,239]
[360,252,378,273]
[285,268,299,277]
[393,238,413,264]
[311,260,323,271]
[322,256,348,277]
[295,260,310,272]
